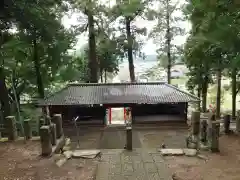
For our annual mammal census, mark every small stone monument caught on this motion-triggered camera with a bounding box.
[24,119,32,140]
[191,111,200,135]
[50,123,57,145]
[40,126,52,156]
[210,121,220,152]
[223,114,231,134]
[200,119,207,144]
[52,114,63,138]
[6,116,18,141]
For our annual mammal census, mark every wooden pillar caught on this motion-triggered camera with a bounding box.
[6,116,18,141]
[52,114,63,138]
[109,108,112,124]
[40,126,52,156]
[210,121,220,153]
[124,107,126,122]
[24,119,32,140]
[126,126,132,150]
[223,114,231,134]
[50,123,57,145]
[185,103,188,121]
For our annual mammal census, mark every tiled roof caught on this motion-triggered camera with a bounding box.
[39,82,199,105]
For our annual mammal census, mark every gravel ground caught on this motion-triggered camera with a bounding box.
[0,141,98,180]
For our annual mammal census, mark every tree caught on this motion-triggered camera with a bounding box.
[148,0,185,84]
[1,0,77,120]
[109,0,149,82]
[184,0,240,118]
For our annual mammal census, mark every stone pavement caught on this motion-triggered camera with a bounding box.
[96,148,172,180]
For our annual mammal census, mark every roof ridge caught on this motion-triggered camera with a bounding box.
[68,82,166,86]
[165,83,200,101]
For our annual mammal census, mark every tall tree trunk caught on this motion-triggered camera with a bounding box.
[232,68,237,120]
[88,12,98,83]
[104,69,107,83]
[0,67,11,123]
[126,17,135,82]
[166,0,171,84]
[202,76,208,112]
[33,39,44,99]
[216,67,222,119]
[100,68,103,83]
[197,84,201,111]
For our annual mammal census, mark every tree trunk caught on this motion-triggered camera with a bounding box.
[33,38,44,99]
[216,68,222,119]
[100,68,103,83]
[126,17,135,82]
[202,76,208,112]
[0,67,11,123]
[232,68,237,120]
[197,84,201,111]
[88,12,98,83]
[166,0,171,84]
[104,69,107,83]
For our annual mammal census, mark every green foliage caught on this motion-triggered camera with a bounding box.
[184,0,240,115]
[209,85,225,105]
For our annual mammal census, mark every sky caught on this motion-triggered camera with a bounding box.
[62,0,191,55]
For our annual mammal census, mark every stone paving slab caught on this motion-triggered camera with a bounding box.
[96,149,172,180]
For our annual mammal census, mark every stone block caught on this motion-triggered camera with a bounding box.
[183,149,197,156]
[40,125,52,156]
[56,158,67,167]
[50,123,57,145]
[159,149,184,156]
[63,151,73,159]
[52,114,63,138]
[24,119,32,140]
[6,116,18,141]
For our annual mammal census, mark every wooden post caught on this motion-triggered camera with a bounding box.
[223,114,231,134]
[236,111,240,134]
[109,108,112,124]
[210,121,220,153]
[52,114,63,138]
[50,123,57,145]
[191,111,200,135]
[23,119,32,140]
[200,119,207,144]
[40,126,52,156]
[126,126,132,150]
[6,116,18,141]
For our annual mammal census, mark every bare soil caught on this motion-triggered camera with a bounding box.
[1,127,240,180]
[0,141,98,180]
[165,134,240,180]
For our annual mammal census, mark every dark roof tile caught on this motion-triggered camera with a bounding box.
[39,82,199,105]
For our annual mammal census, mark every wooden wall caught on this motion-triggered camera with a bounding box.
[131,103,187,116]
[49,105,106,125]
